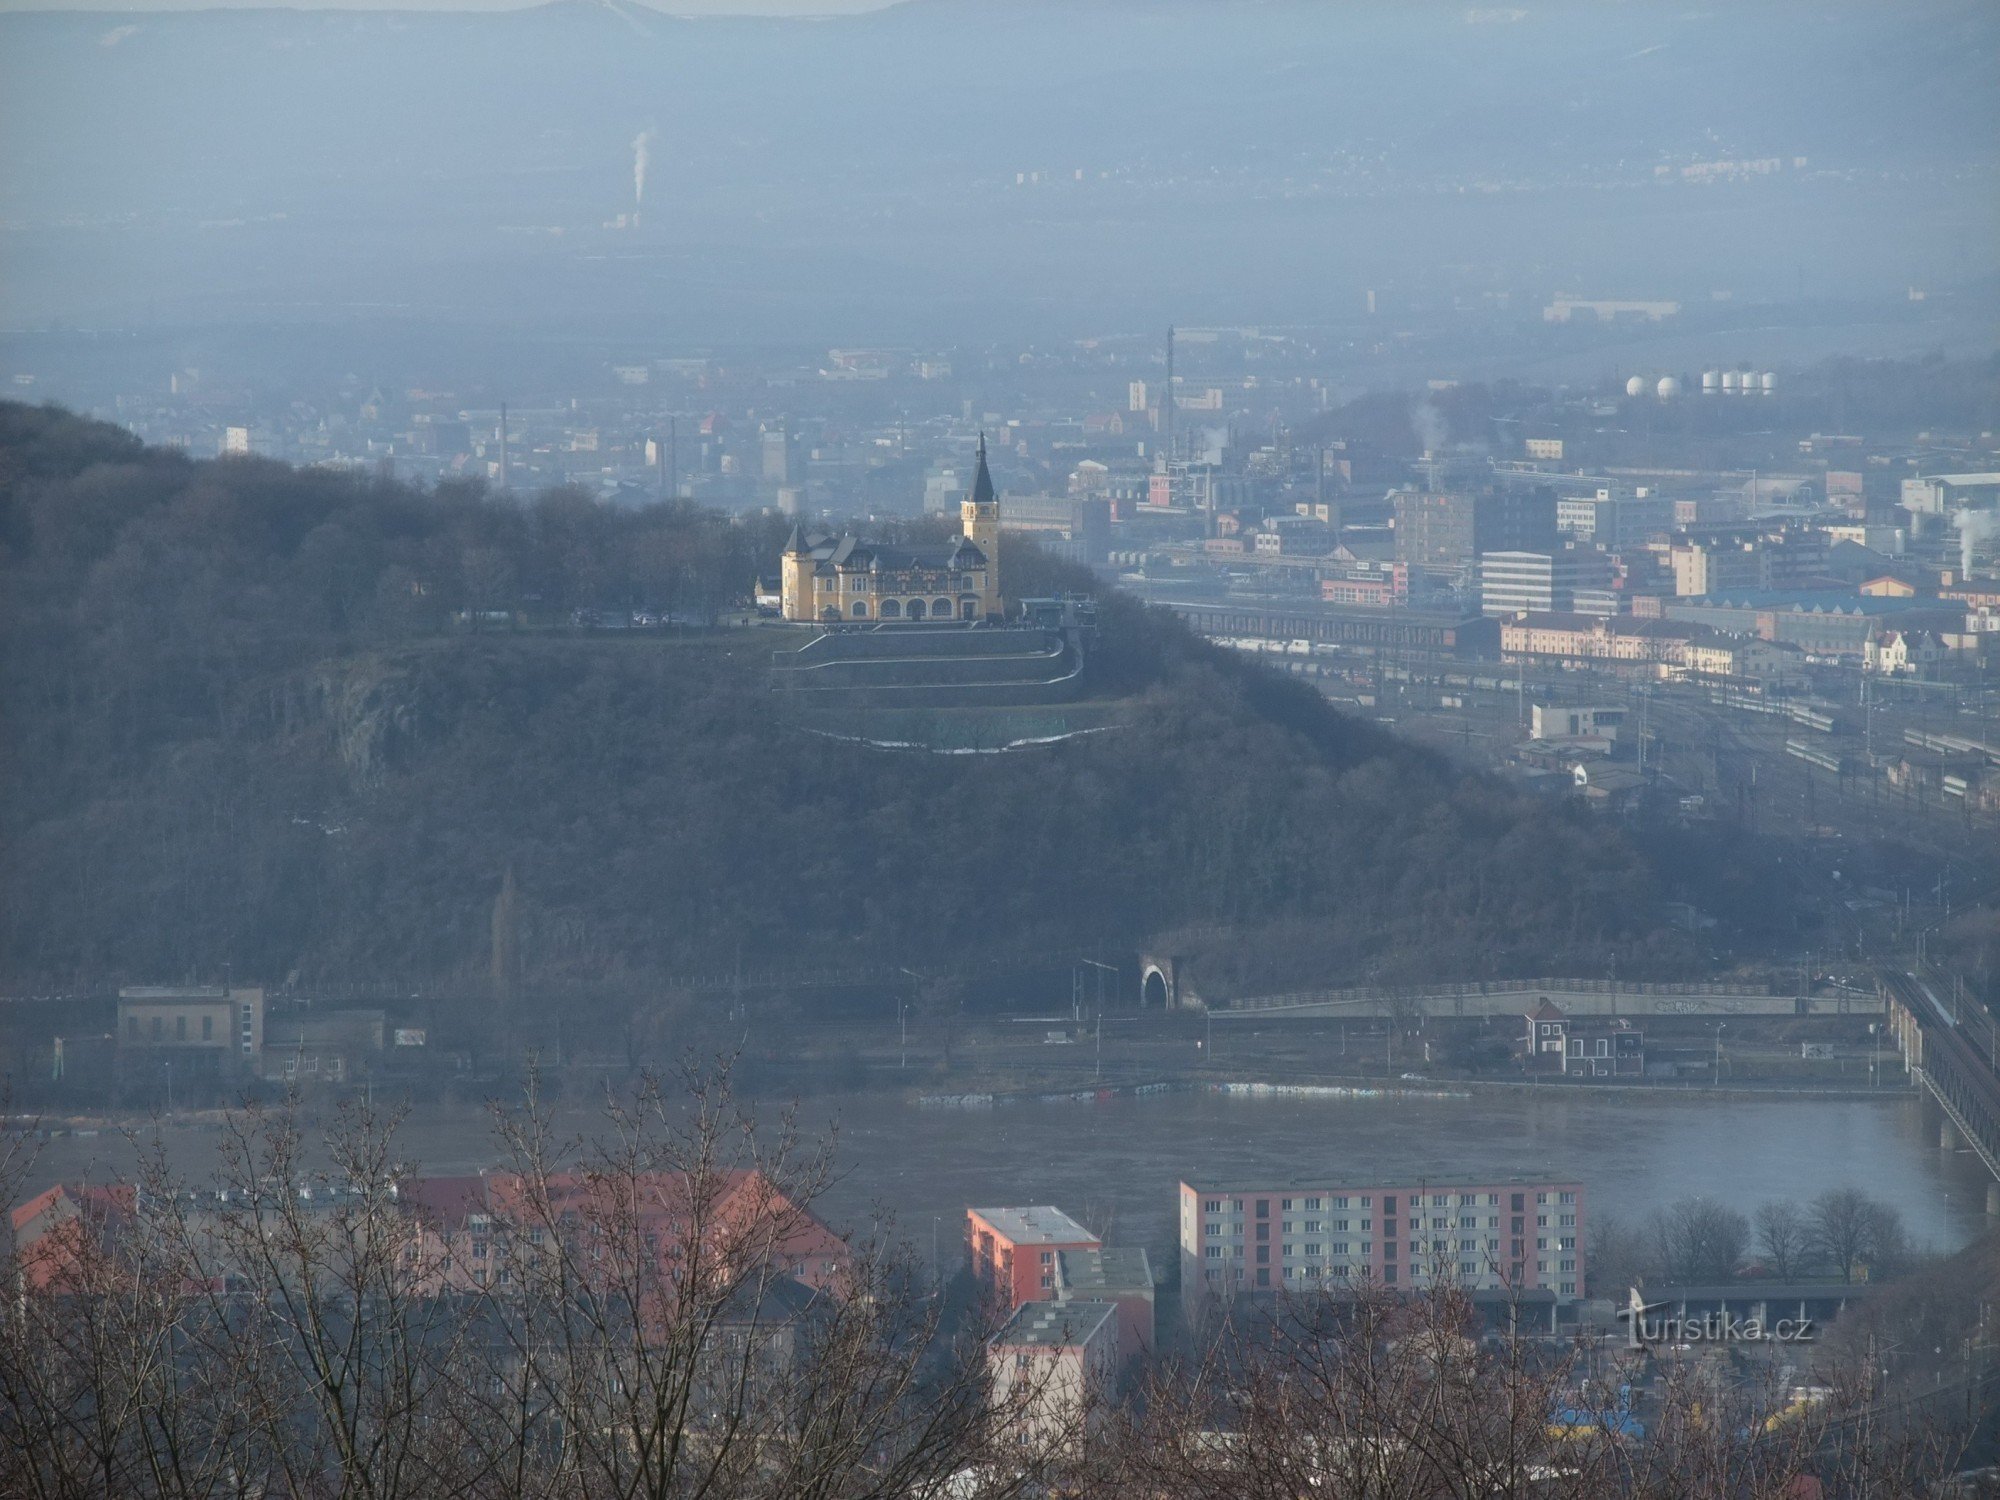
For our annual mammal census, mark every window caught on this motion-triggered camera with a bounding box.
[152,1017,163,1040]
[1281,1221,1293,1235]
[1333,1196,1348,1209]
[1306,1220,1323,1233]
[1560,1214,1576,1227]
[1205,1246,1221,1259]
[1204,1200,1221,1213]
[1039,1250,1052,1264]
[1559,1237,1575,1251]
[1305,1197,1322,1211]
[1280,1198,1293,1211]
[127,1017,138,1038]
[852,601,868,617]
[175,1015,187,1040]
[201,1015,213,1040]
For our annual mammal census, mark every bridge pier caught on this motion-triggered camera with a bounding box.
[1941,1119,1962,1152]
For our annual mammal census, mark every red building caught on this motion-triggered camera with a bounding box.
[966,1206,1100,1310]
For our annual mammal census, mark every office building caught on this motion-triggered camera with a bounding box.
[1479,547,1610,617]
[1396,488,1557,576]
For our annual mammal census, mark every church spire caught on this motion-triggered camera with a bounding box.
[969,431,996,508]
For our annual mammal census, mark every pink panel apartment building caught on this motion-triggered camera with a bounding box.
[1178,1177,1586,1310]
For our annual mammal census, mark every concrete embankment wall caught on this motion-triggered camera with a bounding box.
[1224,982,1882,1020]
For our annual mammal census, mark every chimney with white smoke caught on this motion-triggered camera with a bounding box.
[1955,507,2000,577]
[632,129,654,210]
[1410,398,1448,460]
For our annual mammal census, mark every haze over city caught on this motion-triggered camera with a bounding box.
[2,2,1999,1495]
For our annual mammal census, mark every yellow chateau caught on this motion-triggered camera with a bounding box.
[779,436,1002,623]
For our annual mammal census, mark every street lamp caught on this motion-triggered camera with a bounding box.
[1080,959,1116,1082]
[1712,1022,1726,1087]
[896,967,922,1070]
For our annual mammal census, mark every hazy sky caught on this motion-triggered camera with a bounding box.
[0,0,900,10]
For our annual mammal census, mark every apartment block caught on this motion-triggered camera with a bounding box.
[967,1206,1101,1310]
[1177,1177,1586,1310]
[987,1299,1120,1450]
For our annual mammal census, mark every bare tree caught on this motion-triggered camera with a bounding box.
[0,1064,1068,1500]
[1647,1197,1749,1285]
[1810,1187,1893,1284]
[1753,1199,1811,1280]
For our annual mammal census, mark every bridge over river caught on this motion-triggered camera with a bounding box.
[1884,965,2000,1216]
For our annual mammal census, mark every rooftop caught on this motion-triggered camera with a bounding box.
[1055,1246,1153,1297]
[991,1299,1118,1350]
[1182,1176,1581,1196]
[968,1206,1098,1246]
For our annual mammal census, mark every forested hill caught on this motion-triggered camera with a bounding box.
[0,403,1684,996]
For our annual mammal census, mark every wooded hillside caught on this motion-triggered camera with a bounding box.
[0,403,1687,996]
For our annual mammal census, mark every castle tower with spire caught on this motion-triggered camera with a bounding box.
[769,436,1002,624]
[960,433,1002,615]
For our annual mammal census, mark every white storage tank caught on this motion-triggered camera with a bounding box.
[1702,370,1721,394]
[1624,375,1649,398]
[1656,376,1682,399]
[1721,370,1742,394]
[1760,371,1777,396]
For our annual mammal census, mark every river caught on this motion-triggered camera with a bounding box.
[23,1085,1992,1272]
